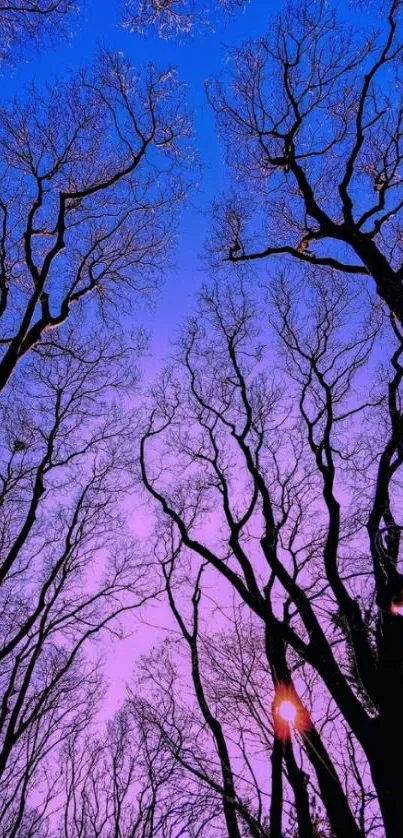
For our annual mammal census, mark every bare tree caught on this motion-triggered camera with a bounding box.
[123,0,249,38]
[140,277,398,835]
[0,329,154,836]
[57,694,226,837]
[0,24,191,829]
[123,545,352,837]
[208,0,403,327]
[127,645,248,836]
[160,554,270,837]
[0,48,190,393]
[57,708,181,837]
[0,0,76,62]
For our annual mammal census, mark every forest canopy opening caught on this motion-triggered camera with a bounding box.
[1,1,403,836]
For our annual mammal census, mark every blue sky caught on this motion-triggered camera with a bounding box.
[0,0,291,700]
[2,0,367,364]
[0,0,380,721]
[3,0,288,363]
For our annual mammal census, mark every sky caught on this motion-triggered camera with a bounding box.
[2,5,394,834]
[1,0,369,713]
[3,0,285,364]
[2,0,368,362]
[0,0,289,724]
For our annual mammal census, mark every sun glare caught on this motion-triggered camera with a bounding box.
[278,699,297,724]
[273,684,311,741]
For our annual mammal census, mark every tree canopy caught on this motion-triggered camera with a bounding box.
[1,2,403,837]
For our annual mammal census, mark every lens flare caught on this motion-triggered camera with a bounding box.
[272,684,311,741]
[278,699,297,724]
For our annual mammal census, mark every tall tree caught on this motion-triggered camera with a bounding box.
[0,49,190,392]
[0,330,153,836]
[140,277,398,836]
[209,0,403,327]
[56,683,225,835]
[130,585,351,837]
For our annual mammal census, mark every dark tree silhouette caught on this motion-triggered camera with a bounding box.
[118,540,373,836]
[123,0,248,38]
[0,6,192,832]
[58,709,182,837]
[0,331,154,837]
[0,49,190,392]
[140,277,399,836]
[161,558,269,837]
[0,0,76,62]
[56,687,226,836]
[209,0,403,327]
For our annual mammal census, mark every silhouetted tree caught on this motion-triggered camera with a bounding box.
[209,0,403,327]
[121,543,365,837]
[140,277,395,836]
[0,49,190,392]
[0,7,192,832]
[123,0,248,38]
[0,0,76,61]
[160,557,269,836]
[56,683,225,835]
[0,330,154,836]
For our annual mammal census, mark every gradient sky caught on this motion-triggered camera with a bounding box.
[3,0,284,364]
[2,0,366,359]
[2,0,367,712]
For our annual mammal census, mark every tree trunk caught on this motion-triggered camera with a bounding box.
[349,234,403,327]
[368,614,403,837]
[283,742,315,838]
[370,733,403,838]
[270,739,283,838]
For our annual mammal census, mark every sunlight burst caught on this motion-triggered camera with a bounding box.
[278,699,297,724]
[273,684,311,741]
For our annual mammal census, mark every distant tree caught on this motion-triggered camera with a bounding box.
[57,699,222,837]
[123,0,249,38]
[0,0,76,62]
[0,330,153,836]
[209,0,403,327]
[0,49,190,392]
[140,278,396,836]
[158,558,269,837]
